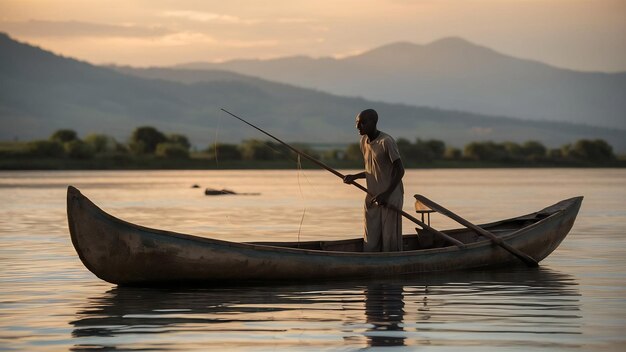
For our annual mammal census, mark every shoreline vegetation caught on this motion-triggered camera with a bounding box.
[1,127,623,170]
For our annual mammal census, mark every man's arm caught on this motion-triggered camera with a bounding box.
[371,159,404,205]
[343,172,366,184]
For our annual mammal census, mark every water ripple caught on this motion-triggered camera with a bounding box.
[59,268,582,350]
[1,169,625,351]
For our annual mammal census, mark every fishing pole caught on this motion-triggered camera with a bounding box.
[220,108,465,248]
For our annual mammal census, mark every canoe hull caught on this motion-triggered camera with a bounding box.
[67,186,582,285]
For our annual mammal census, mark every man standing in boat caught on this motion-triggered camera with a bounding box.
[343,109,405,252]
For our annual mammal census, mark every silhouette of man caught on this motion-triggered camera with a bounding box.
[344,109,405,252]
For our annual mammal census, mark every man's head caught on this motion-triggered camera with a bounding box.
[356,109,378,136]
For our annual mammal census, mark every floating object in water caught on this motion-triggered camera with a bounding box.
[204,188,260,196]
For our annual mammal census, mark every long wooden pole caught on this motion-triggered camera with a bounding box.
[414,195,538,267]
[220,108,465,248]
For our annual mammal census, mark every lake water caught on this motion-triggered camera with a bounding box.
[0,169,624,351]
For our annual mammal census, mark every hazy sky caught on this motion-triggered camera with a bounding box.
[1,0,625,72]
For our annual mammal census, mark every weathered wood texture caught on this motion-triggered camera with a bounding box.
[414,195,539,267]
[67,186,582,286]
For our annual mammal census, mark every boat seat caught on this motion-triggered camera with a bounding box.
[414,198,435,226]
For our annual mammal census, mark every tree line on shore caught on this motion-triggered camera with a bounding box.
[1,127,191,160]
[0,126,618,165]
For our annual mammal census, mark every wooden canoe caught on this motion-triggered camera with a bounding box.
[67,186,582,285]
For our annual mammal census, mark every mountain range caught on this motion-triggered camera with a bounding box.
[178,37,626,130]
[1,32,625,152]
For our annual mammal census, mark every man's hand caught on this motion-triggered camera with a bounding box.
[343,174,358,184]
[371,190,391,206]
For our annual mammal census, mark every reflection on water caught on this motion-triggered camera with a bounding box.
[364,283,405,347]
[69,268,580,351]
[1,169,624,351]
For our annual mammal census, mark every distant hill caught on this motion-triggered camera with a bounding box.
[178,37,626,130]
[1,32,625,153]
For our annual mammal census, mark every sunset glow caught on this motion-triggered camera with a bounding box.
[1,0,624,71]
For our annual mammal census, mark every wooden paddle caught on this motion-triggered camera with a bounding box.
[414,194,539,267]
[221,108,465,248]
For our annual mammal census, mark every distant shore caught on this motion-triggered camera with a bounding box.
[2,127,622,170]
[1,156,624,170]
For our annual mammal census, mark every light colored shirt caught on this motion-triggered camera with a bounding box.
[360,131,404,199]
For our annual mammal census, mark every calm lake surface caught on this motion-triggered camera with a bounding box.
[0,169,624,351]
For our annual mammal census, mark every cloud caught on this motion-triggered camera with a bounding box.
[0,20,172,38]
[160,10,318,26]
[218,39,279,48]
[154,31,218,46]
[275,18,316,24]
[161,11,258,24]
